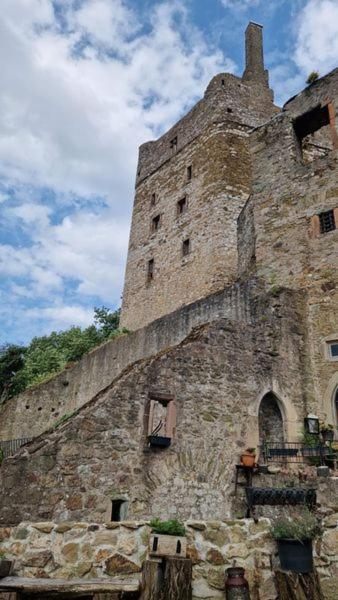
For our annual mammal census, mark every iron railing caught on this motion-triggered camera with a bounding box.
[260,442,335,465]
[0,437,33,459]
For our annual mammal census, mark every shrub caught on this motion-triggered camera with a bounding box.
[150,518,186,536]
[270,510,323,541]
[0,550,6,559]
[306,71,319,85]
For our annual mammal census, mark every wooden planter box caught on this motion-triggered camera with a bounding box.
[149,534,187,558]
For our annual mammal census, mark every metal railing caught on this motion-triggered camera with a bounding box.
[0,437,33,459]
[260,442,335,465]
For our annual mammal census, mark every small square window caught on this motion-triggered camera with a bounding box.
[147,259,154,281]
[182,238,190,257]
[319,210,336,234]
[151,193,156,206]
[187,165,192,181]
[152,214,160,232]
[177,197,187,215]
[170,136,177,151]
[328,341,338,359]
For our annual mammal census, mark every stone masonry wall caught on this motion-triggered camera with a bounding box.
[0,289,309,526]
[121,120,252,331]
[0,507,337,600]
[238,68,338,429]
[0,279,261,442]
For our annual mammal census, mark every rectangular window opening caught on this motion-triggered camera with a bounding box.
[293,104,333,163]
[319,209,336,234]
[170,136,178,152]
[187,165,192,181]
[111,499,127,522]
[147,394,176,448]
[182,238,190,257]
[147,258,154,281]
[152,214,161,232]
[177,197,187,216]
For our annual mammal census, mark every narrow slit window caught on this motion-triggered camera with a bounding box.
[151,193,156,206]
[170,136,178,152]
[177,197,187,215]
[176,540,182,554]
[147,259,154,281]
[152,214,161,232]
[319,209,336,234]
[187,165,192,181]
[182,238,190,257]
[111,499,127,522]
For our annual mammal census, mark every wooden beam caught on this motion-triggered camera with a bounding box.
[274,568,324,600]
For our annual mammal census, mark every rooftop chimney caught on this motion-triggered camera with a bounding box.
[242,22,269,86]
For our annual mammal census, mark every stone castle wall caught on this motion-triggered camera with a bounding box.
[238,69,338,427]
[0,289,309,526]
[121,120,253,331]
[121,23,279,332]
[0,506,337,599]
[0,279,261,443]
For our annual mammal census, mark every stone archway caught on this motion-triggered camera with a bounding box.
[258,392,284,444]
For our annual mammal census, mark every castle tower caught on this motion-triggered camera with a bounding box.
[120,23,278,331]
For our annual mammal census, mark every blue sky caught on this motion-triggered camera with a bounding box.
[0,0,337,344]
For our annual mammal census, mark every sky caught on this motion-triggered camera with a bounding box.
[0,0,337,345]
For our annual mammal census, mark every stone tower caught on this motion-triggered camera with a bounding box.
[120,23,278,331]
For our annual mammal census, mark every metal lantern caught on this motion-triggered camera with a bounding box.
[304,413,320,435]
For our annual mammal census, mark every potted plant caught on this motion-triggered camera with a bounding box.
[240,448,256,468]
[149,518,187,557]
[270,510,323,573]
[0,551,12,579]
[320,422,334,442]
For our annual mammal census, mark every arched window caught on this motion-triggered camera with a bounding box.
[258,392,284,444]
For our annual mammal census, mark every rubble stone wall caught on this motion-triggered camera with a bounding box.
[0,279,260,443]
[0,512,337,600]
[0,291,309,526]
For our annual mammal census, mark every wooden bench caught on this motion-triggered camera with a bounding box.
[0,577,140,599]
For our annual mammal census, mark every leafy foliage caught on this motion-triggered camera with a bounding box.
[306,71,319,85]
[0,448,3,466]
[270,510,323,541]
[150,518,186,537]
[0,307,127,403]
[0,550,6,560]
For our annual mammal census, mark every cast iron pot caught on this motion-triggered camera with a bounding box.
[277,538,313,573]
[0,560,12,578]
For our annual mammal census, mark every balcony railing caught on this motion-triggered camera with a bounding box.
[0,437,33,459]
[260,442,336,465]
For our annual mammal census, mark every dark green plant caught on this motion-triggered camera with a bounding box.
[52,412,75,430]
[306,71,319,85]
[245,448,256,454]
[0,448,3,466]
[150,518,186,537]
[0,307,125,402]
[271,510,323,541]
[0,550,6,559]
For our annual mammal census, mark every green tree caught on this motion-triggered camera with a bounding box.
[0,307,124,401]
[0,344,26,403]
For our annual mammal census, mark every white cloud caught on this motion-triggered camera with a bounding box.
[25,305,94,329]
[294,0,338,75]
[0,0,230,339]
[220,0,261,10]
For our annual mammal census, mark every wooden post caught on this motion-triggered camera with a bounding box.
[141,557,192,600]
[274,568,324,600]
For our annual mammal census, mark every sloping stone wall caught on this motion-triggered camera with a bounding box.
[0,515,337,600]
[0,278,261,442]
[0,291,309,525]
